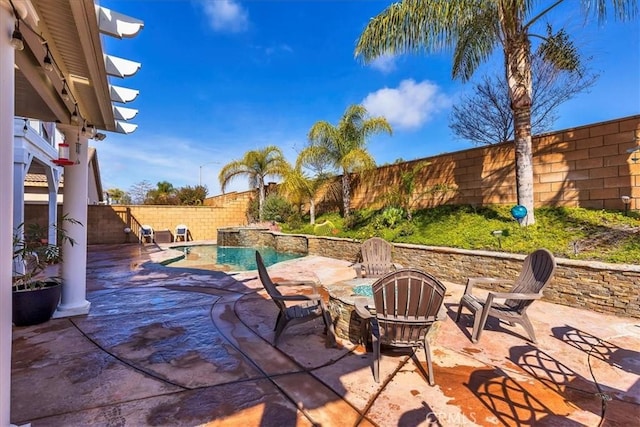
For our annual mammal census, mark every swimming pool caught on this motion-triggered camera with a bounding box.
[166,245,304,271]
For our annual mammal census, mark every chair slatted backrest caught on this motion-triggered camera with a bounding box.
[255,251,286,312]
[362,237,394,277]
[372,269,446,346]
[506,248,556,312]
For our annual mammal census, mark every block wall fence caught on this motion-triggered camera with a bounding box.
[23,115,639,240]
[218,227,640,319]
[20,116,639,317]
[340,115,640,212]
[24,189,254,244]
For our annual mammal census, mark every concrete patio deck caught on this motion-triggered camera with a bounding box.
[11,243,640,426]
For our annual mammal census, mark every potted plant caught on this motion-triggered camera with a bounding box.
[12,215,81,326]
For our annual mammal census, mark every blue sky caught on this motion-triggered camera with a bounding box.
[98,0,640,197]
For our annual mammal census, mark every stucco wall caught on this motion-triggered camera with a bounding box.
[218,227,640,319]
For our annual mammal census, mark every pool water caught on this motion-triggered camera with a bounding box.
[352,284,373,297]
[166,245,303,271]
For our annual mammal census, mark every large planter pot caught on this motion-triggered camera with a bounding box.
[12,281,62,326]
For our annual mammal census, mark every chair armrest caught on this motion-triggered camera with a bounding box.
[354,297,373,319]
[392,263,403,270]
[488,292,543,300]
[270,293,322,302]
[464,277,515,294]
[352,263,364,278]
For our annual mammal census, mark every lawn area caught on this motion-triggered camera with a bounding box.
[282,205,640,264]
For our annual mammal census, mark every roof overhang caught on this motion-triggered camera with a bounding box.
[11,0,143,134]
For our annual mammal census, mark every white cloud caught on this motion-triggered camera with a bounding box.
[98,134,228,194]
[201,0,249,33]
[369,54,396,74]
[265,43,293,56]
[362,79,452,130]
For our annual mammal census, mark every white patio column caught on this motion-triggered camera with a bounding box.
[55,125,91,317]
[0,3,16,425]
[44,166,61,245]
[12,141,29,240]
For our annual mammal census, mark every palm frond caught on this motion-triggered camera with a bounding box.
[355,0,484,62]
[580,0,638,22]
[452,6,500,81]
[341,148,376,174]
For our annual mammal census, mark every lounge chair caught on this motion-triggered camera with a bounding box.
[355,268,446,385]
[140,225,154,243]
[353,237,400,278]
[175,224,188,242]
[255,251,336,347]
[455,248,556,344]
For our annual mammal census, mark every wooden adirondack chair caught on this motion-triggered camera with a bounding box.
[455,248,556,344]
[255,251,336,347]
[353,237,400,278]
[354,268,447,385]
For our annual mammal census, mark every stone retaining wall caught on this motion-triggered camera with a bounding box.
[218,227,640,319]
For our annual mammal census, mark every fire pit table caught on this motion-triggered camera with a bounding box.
[322,278,377,343]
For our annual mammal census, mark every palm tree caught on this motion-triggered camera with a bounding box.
[300,104,392,218]
[147,181,177,205]
[219,146,290,221]
[280,161,334,225]
[355,0,636,226]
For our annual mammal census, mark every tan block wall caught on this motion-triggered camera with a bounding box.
[219,227,640,319]
[203,190,254,209]
[318,115,640,213]
[87,204,250,244]
[24,196,251,244]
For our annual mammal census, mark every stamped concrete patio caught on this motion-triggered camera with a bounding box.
[11,243,640,426]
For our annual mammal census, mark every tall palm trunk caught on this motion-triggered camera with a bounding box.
[341,173,351,218]
[505,30,536,225]
[258,180,266,221]
[513,107,535,226]
[309,198,316,225]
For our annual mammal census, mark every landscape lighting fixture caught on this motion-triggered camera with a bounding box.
[621,196,631,216]
[43,45,54,71]
[11,22,24,51]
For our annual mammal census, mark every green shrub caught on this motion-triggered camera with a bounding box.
[262,194,293,222]
[293,205,640,263]
[314,220,336,236]
[381,206,404,228]
[286,212,303,230]
[344,211,364,231]
[246,197,259,223]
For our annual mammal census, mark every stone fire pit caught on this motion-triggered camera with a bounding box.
[322,278,377,343]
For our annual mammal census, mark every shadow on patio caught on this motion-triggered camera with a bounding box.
[10,244,640,426]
